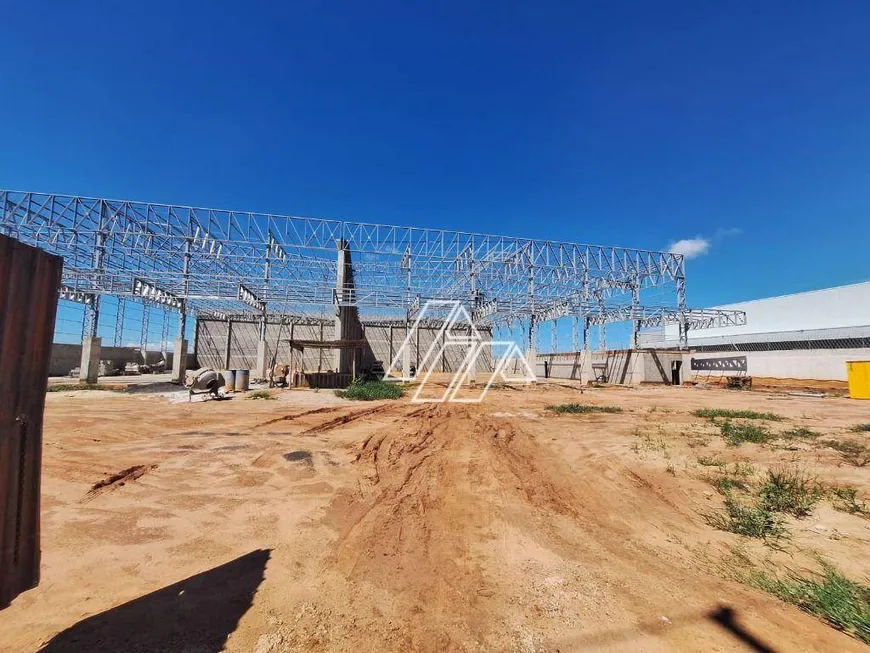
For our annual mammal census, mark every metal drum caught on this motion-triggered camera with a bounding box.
[224,369,236,392]
[235,369,250,391]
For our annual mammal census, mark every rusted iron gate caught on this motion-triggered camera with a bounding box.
[0,234,62,608]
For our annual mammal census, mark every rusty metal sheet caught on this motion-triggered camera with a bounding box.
[0,234,63,608]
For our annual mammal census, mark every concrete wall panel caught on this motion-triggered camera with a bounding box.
[686,348,870,382]
[194,319,494,376]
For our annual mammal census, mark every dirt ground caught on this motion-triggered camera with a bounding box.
[1,380,869,652]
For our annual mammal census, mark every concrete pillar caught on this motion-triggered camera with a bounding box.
[333,239,356,374]
[224,320,233,371]
[256,339,269,379]
[318,323,324,372]
[171,338,188,384]
[527,317,538,382]
[402,341,411,382]
[80,336,101,384]
[467,327,477,386]
[579,349,594,385]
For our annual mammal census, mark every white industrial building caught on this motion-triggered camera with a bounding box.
[655,281,870,382]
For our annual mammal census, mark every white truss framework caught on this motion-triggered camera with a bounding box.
[0,190,743,347]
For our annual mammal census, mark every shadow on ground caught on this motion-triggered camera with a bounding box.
[553,604,780,652]
[38,549,270,653]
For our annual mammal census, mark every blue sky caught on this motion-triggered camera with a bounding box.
[2,0,869,309]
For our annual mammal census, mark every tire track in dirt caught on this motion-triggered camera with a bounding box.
[271,402,865,652]
[287,404,592,650]
[253,405,342,429]
[81,464,158,502]
[298,402,420,436]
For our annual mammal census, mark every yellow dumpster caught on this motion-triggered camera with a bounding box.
[847,361,870,399]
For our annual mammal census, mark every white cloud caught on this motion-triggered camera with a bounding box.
[668,237,710,259]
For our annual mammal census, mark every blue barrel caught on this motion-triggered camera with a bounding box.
[235,369,250,391]
[224,369,236,392]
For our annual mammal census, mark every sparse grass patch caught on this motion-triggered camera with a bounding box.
[631,431,669,456]
[693,408,784,421]
[47,383,123,392]
[705,495,787,541]
[647,406,673,414]
[758,469,823,518]
[850,424,870,433]
[550,403,623,414]
[246,390,277,400]
[336,379,404,401]
[822,439,870,467]
[828,485,869,516]
[730,460,756,477]
[705,462,755,495]
[711,476,751,494]
[720,420,772,446]
[779,426,820,440]
[697,455,725,467]
[747,565,870,643]
[665,464,676,476]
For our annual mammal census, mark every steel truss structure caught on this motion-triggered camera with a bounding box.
[0,190,744,349]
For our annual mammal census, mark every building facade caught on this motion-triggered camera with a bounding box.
[657,281,870,382]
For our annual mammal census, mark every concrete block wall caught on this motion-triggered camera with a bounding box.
[194,319,494,374]
[536,351,641,383]
[49,343,177,377]
[536,350,683,385]
[362,324,493,373]
[645,350,683,384]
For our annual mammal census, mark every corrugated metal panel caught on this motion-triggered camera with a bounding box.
[847,361,870,400]
[0,234,63,608]
[664,281,870,342]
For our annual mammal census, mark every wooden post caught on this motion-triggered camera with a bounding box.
[0,235,63,607]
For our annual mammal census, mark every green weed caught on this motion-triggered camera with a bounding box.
[748,565,870,643]
[828,485,869,516]
[693,408,784,421]
[705,462,754,494]
[711,476,750,494]
[822,439,870,467]
[730,461,756,477]
[550,403,623,414]
[246,390,277,400]
[779,426,820,440]
[758,469,823,518]
[705,495,787,541]
[336,378,404,401]
[47,383,124,392]
[720,420,772,446]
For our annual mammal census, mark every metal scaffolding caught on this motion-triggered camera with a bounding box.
[0,190,745,350]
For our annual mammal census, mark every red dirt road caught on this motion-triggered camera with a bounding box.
[1,383,867,652]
